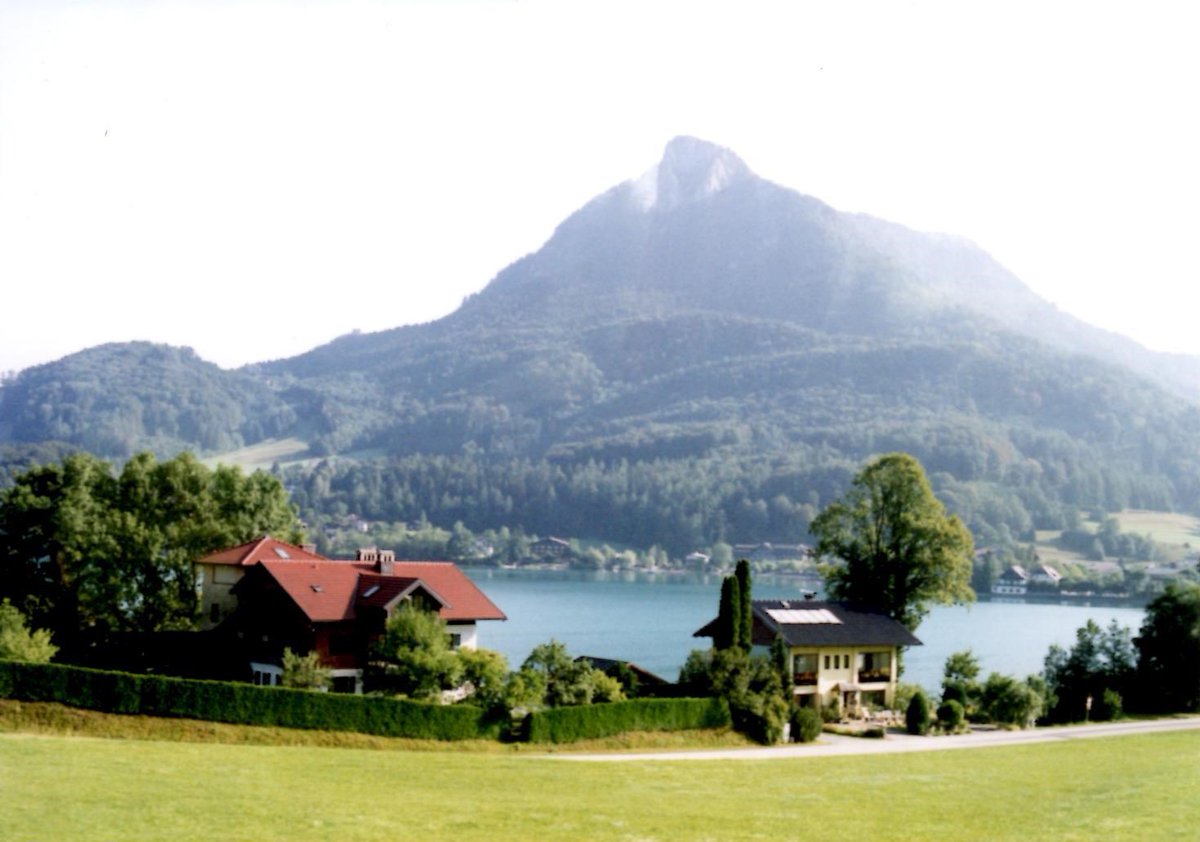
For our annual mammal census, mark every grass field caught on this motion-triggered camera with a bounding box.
[1112,510,1200,548]
[2,725,1198,840]
[201,437,311,471]
[1032,509,1200,568]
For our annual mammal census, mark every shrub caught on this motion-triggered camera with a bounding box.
[906,690,931,735]
[790,706,823,743]
[730,692,788,745]
[981,673,1043,729]
[1095,688,1123,721]
[526,697,730,744]
[937,698,965,732]
[820,695,843,723]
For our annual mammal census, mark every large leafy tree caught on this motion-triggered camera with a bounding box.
[811,452,974,630]
[0,451,300,648]
[1042,619,1135,721]
[1135,582,1200,713]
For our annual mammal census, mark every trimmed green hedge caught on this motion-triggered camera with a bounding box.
[526,697,731,744]
[0,660,490,741]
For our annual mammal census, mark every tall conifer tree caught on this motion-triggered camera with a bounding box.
[715,575,741,651]
[735,559,753,651]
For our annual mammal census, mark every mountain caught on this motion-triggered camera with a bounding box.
[4,137,1200,551]
[0,342,295,457]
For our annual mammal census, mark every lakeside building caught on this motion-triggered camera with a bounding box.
[695,599,920,716]
[195,537,505,692]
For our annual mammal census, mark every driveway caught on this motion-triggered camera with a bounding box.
[550,716,1200,762]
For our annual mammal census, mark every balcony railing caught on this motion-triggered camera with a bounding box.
[857,669,892,684]
[793,671,817,686]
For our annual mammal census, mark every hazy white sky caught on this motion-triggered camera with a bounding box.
[2,1,1197,374]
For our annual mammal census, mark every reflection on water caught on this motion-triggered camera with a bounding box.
[467,567,1146,693]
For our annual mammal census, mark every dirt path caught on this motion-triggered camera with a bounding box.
[549,715,1200,762]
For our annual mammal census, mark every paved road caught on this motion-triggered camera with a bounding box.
[550,716,1200,762]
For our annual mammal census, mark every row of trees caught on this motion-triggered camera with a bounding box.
[917,580,1200,733]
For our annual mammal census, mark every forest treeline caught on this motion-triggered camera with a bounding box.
[283,409,1192,557]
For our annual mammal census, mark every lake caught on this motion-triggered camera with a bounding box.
[465,567,1147,693]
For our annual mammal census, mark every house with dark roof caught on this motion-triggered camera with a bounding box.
[575,656,670,692]
[195,537,505,692]
[695,599,920,716]
[1028,563,1063,589]
[530,536,572,559]
[992,564,1030,596]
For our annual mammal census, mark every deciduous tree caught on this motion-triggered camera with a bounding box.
[1135,582,1200,712]
[0,452,300,649]
[368,603,463,700]
[811,453,974,631]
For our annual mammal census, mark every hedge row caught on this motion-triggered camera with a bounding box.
[526,696,731,744]
[0,660,491,741]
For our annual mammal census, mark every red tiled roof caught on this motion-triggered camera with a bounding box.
[254,559,506,624]
[259,561,362,622]
[384,561,507,622]
[197,536,329,566]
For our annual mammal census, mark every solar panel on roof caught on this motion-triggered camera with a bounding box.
[274,547,291,559]
[765,608,841,625]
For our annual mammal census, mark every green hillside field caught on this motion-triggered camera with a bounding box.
[1,727,1198,840]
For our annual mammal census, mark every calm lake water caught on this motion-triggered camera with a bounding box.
[465,567,1147,694]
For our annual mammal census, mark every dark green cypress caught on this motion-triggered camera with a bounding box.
[715,575,741,651]
[735,559,753,651]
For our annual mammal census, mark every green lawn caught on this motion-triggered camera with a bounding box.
[2,730,1199,840]
[1113,510,1200,549]
[201,437,311,471]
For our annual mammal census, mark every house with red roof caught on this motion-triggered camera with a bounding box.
[195,537,505,692]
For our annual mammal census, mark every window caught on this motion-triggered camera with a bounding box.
[793,653,818,685]
[329,634,355,656]
[824,655,831,670]
[448,633,462,650]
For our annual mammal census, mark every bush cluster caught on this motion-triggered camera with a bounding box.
[789,706,823,743]
[526,697,730,744]
[0,660,490,741]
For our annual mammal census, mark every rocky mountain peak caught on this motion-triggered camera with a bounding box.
[630,136,752,211]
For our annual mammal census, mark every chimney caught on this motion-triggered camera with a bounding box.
[378,549,395,575]
[301,543,317,555]
[356,546,393,574]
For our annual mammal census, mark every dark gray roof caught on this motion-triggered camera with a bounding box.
[695,600,921,648]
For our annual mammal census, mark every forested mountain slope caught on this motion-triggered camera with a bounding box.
[4,137,1199,550]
